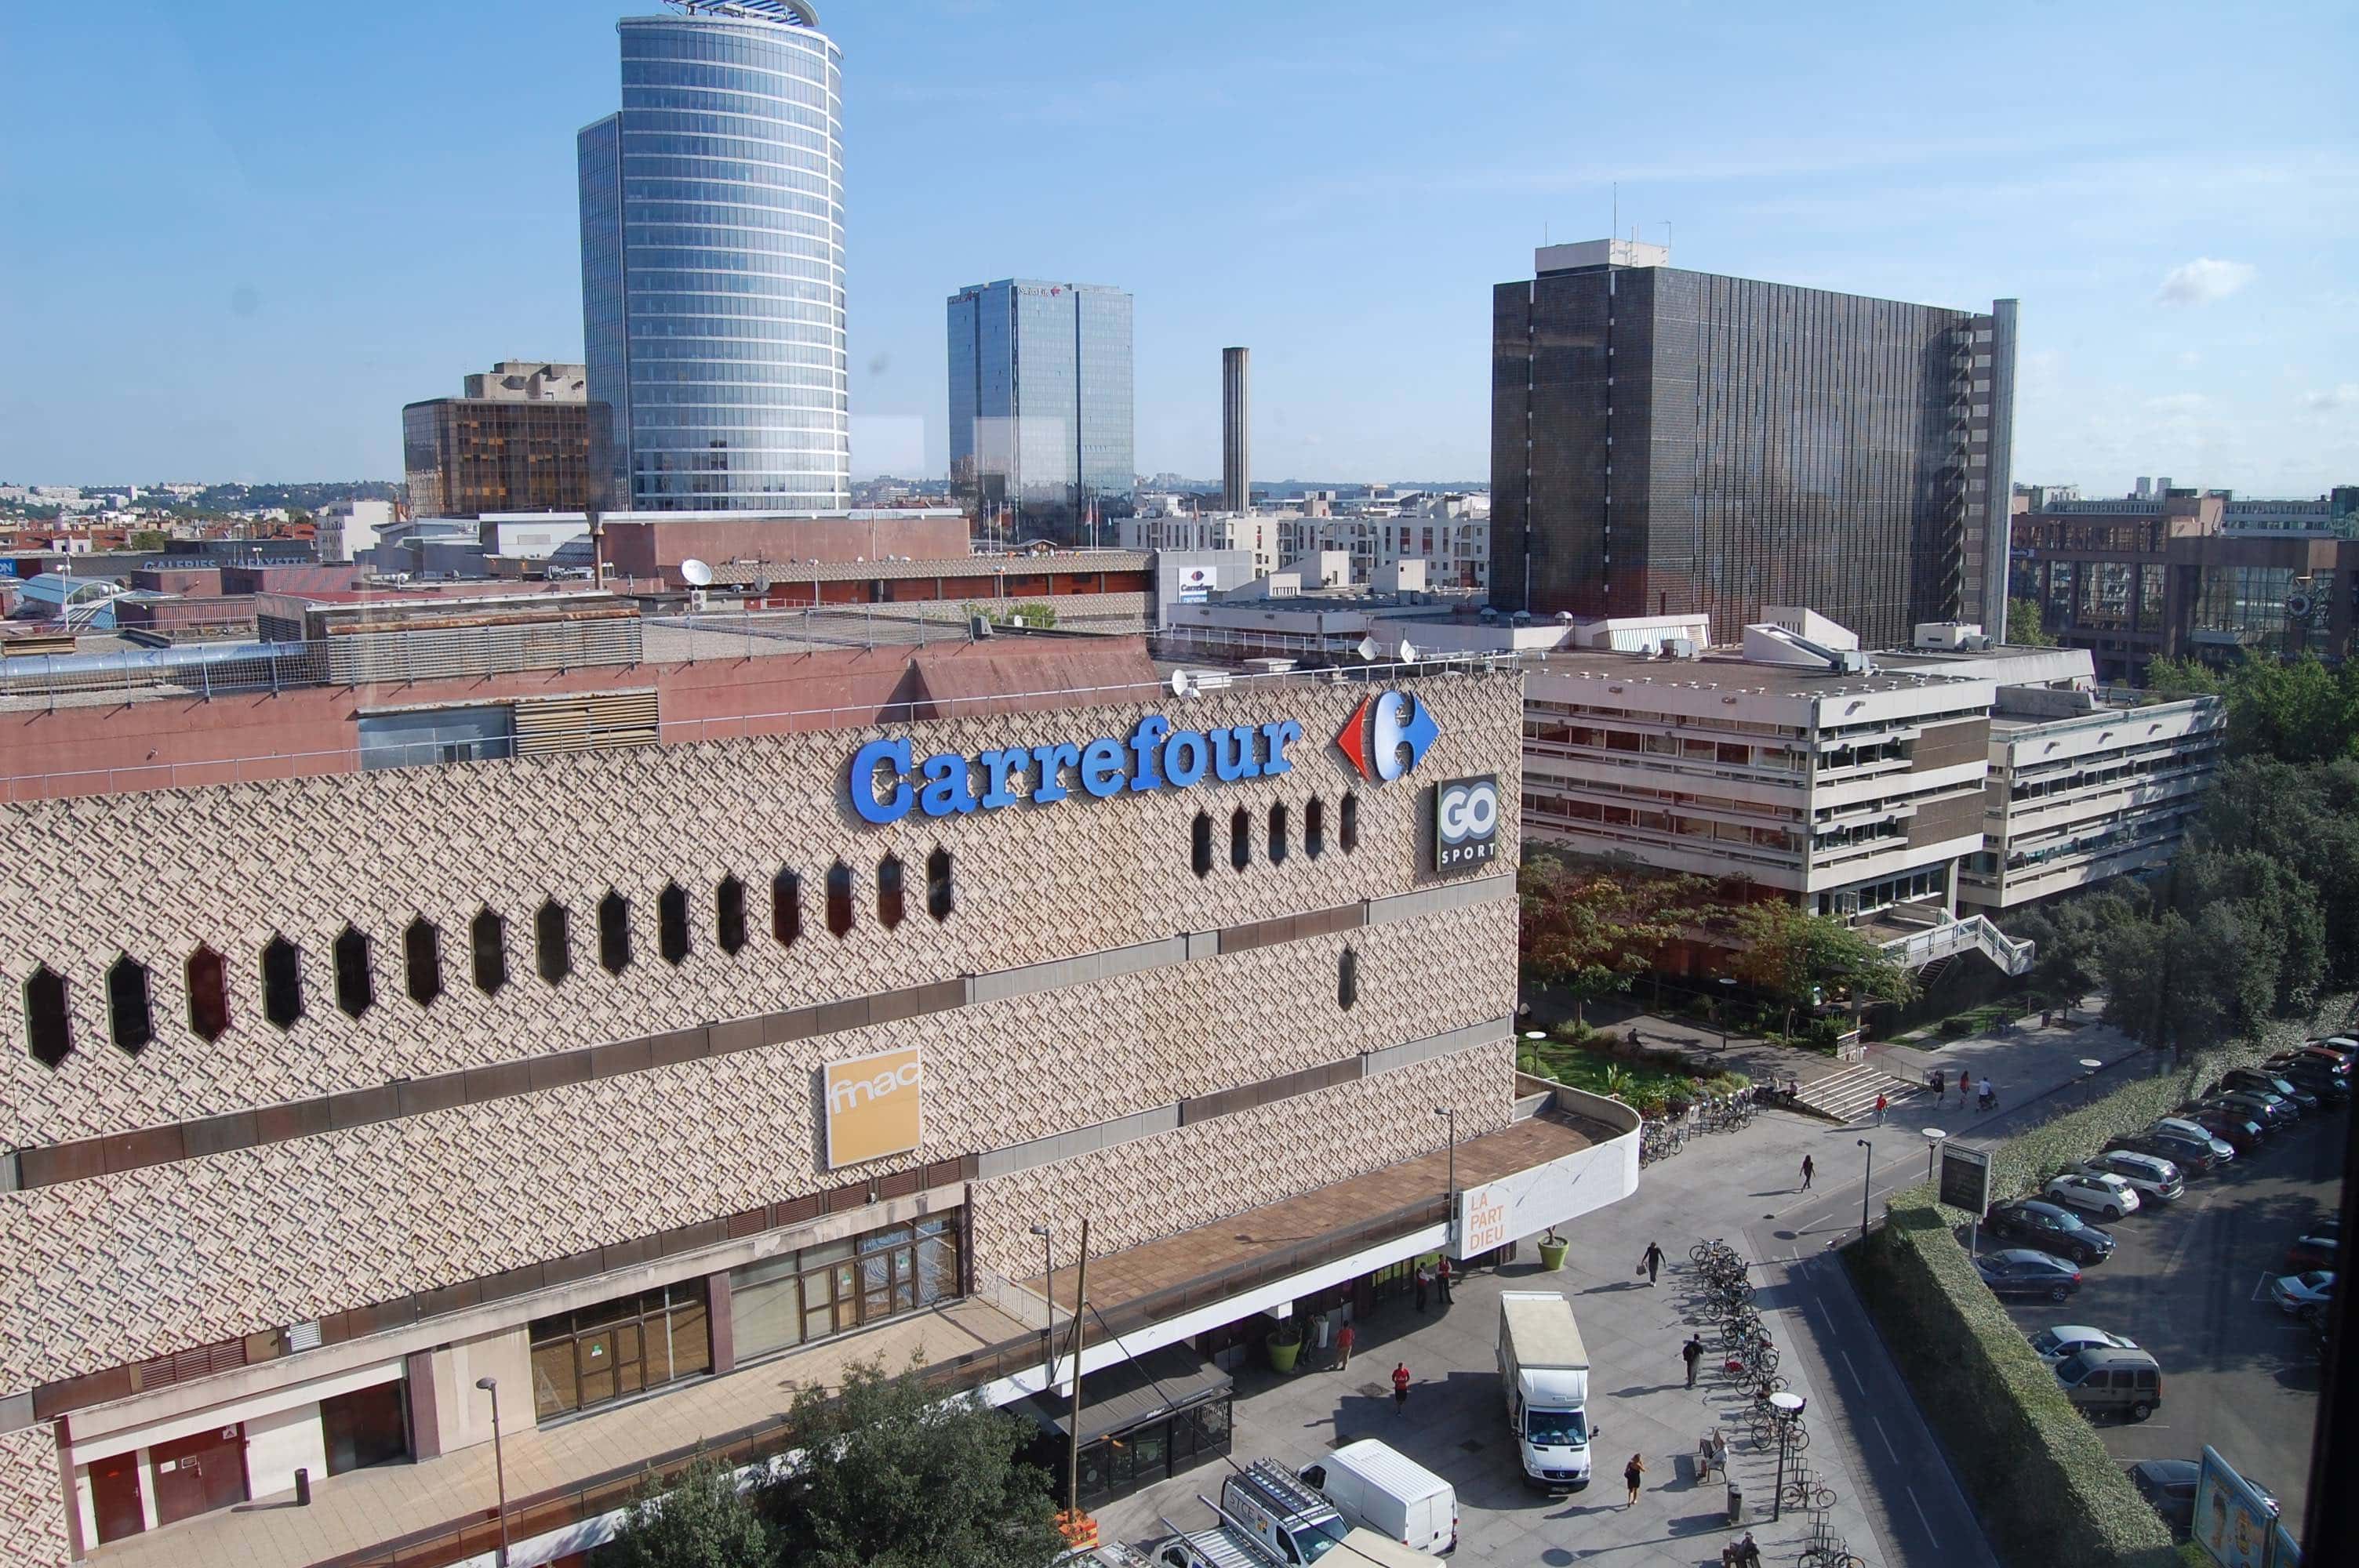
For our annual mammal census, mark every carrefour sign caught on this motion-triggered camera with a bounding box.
[845,691,1441,824]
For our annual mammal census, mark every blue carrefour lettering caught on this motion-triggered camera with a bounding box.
[977,747,1029,808]
[1126,715,1169,792]
[1211,725,1262,782]
[1030,742,1082,803]
[918,752,979,816]
[1162,728,1209,786]
[849,738,914,824]
[1259,718,1303,775]
[1078,738,1127,798]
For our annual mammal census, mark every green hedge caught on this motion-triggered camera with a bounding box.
[1848,995,2354,1568]
[1847,1208,2179,1568]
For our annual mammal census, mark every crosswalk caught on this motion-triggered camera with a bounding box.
[1796,1062,1928,1123]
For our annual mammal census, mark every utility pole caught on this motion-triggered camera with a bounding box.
[1066,1215,1090,1520]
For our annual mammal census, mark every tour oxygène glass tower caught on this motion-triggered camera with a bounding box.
[1491,240,2018,647]
[947,280,1134,528]
[579,1,849,512]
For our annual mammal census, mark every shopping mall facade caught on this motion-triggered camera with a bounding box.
[0,627,1634,1566]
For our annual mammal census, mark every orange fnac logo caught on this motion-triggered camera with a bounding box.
[823,1045,924,1169]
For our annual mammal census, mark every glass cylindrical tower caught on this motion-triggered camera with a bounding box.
[580,1,848,511]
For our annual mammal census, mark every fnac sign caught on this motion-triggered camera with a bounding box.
[822,1045,923,1170]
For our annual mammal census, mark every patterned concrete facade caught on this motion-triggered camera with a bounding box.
[0,665,1525,1563]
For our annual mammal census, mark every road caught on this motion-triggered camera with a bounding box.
[1994,1108,2346,1532]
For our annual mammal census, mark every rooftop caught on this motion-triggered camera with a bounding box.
[1522,647,1981,700]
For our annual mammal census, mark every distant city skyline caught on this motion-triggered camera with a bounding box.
[0,2,2353,492]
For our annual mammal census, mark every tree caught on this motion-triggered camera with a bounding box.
[128,528,170,552]
[767,1359,1063,1568]
[2006,597,2056,646]
[601,1457,776,1568]
[1517,857,1703,1024]
[1725,901,1915,1035]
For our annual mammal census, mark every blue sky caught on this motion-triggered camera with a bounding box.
[2,0,2353,493]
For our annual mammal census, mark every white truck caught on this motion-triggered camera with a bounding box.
[1497,1290,1594,1491]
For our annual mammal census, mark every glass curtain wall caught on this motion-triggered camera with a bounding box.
[729,1214,961,1365]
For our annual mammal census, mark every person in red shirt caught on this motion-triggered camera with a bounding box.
[1391,1363,1411,1411]
[1335,1322,1356,1371]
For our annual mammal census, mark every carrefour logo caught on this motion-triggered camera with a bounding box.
[1433,775,1500,874]
[847,713,1304,825]
[1335,691,1441,782]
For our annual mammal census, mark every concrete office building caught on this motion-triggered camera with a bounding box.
[1223,347,1250,512]
[1118,510,1281,580]
[947,280,1135,523]
[0,605,1634,1565]
[580,2,850,512]
[402,362,602,521]
[1491,240,2018,647]
[315,500,395,567]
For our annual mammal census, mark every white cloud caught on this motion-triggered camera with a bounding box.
[2144,392,2209,413]
[2303,383,2359,412]
[2156,257,2256,306]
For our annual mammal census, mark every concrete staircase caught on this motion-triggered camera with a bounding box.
[1795,1062,1927,1124]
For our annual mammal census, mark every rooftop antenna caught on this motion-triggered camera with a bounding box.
[1612,181,1618,241]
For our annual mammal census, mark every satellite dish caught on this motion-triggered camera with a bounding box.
[680,557,714,587]
[1396,638,1419,663]
[1169,670,1191,699]
[1356,635,1379,662]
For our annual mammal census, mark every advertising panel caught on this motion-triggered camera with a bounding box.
[1432,775,1500,874]
[1938,1142,1993,1217]
[822,1045,924,1170]
[2192,1446,2291,1568]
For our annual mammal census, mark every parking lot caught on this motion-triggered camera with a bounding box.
[1994,1105,2346,1530]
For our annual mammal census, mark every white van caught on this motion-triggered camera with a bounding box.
[1301,1439,1458,1555]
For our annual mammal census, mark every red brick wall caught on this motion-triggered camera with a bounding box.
[600,515,972,582]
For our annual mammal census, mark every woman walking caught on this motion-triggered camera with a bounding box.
[1623,1452,1647,1506]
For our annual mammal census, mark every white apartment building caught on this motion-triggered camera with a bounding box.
[1959,686,2226,909]
[1279,499,1490,592]
[1116,511,1280,578]
[317,499,395,565]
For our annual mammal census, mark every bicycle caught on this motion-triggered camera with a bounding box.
[1780,1470,1837,1514]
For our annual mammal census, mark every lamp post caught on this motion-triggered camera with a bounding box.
[1434,1106,1457,1241]
[1029,1222,1056,1370]
[1856,1139,1874,1244]
[1715,976,1737,1053]
[1922,1127,1947,1185]
[474,1377,510,1568]
[1767,1391,1806,1521]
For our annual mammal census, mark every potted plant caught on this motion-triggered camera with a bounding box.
[1537,1229,1569,1271]
[1267,1320,1303,1374]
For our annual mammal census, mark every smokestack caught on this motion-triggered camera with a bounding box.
[1222,347,1250,513]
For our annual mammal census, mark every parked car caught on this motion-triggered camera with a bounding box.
[1975,1248,2082,1302]
[2127,1459,2282,1541]
[2268,1058,2351,1102]
[2112,1127,2227,1174]
[2306,1036,2359,1063]
[1984,1200,2116,1264]
[2075,1150,2186,1203]
[2054,1346,2163,1421]
[2268,1271,2335,1321]
[2208,1089,2296,1127]
[2185,1109,2265,1155]
[2045,1169,2142,1219]
[2220,1069,2318,1113]
[2029,1324,2138,1366]
[2150,1118,2238,1163]
[2284,1234,2339,1273]
[2271,1046,2350,1077]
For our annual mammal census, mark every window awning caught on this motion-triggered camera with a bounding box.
[1020,1345,1230,1447]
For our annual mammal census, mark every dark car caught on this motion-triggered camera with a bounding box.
[1976,1248,2083,1302]
[2186,1109,2265,1154]
[2112,1130,2226,1174]
[2286,1234,2339,1272]
[2274,1046,2351,1077]
[2222,1069,2318,1113]
[2268,1058,2351,1101]
[2212,1089,2298,1127]
[1985,1200,2115,1264]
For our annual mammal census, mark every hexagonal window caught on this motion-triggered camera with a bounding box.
[107,955,154,1054]
[333,925,374,1018]
[825,862,854,938]
[1191,811,1212,879]
[658,883,691,966]
[1305,797,1327,859]
[185,945,229,1042]
[1340,792,1360,853]
[877,855,905,930]
[261,936,304,1029]
[472,908,508,996]
[716,876,747,954]
[925,848,953,923]
[24,964,71,1068]
[1269,803,1289,866]
[1230,808,1252,873]
[598,890,631,975]
[1338,946,1358,1011]
[536,900,571,985]
[772,868,802,947]
[404,917,443,1007]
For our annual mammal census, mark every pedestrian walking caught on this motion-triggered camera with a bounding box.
[1336,1322,1355,1372]
[1800,1154,1815,1190]
[1640,1240,1666,1286]
[1930,1068,1945,1100]
[1391,1363,1411,1412]
[1874,1092,1888,1126]
[1979,1076,1995,1112]
[1622,1452,1647,1506]
[1436,1257,1454,1305]
[1413,1261,1431,1312]
[1682,1334,1703,1388]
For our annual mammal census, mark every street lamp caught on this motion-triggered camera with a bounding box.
[1434,1105,1457,1207]
[1856,1139,1874,1244]
[475,1376,510,1568]
[1715,976,1737,1053]
[1029,1222,1056,1368]
[1921,1127,1947,1185]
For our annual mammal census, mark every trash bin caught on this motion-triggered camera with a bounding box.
[1725,1481,1743,1524]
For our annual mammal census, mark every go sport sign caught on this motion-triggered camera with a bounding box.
[845,689,1441,824]
[1433,775,1500,875]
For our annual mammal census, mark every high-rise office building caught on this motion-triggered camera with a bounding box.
[578,1,849,513]
[402,362,601,519]
[946,280,1133,524]
[1222,347,1251,512]
[1491,240,2017,647]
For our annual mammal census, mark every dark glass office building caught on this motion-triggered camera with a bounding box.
[1491,241,2016,648]
[947,279,1134,524]
[401,399,603,519]
[577,1,849,512]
